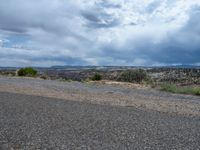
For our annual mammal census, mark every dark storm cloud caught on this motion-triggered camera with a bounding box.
[98,6,200,65]
[0,47,88,66]
[0,0,82,37]
[98,0,122,9]
[81,10,120,28]
[150,7,200,64]
[30,56,88,65]
[82,12,101,23]
[0,26,27,34]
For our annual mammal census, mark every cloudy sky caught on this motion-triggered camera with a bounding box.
[0,0,200,67]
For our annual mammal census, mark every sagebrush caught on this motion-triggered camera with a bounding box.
[18,67,37,77]
[118,69,148,83]
[91,73,102,81]
[161,84,200,96]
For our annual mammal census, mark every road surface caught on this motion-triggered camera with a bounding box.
[0,92,200,149]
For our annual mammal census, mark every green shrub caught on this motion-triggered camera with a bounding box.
[161,84,200,96]
[18,67,37,77]
[118,69,148,83]
[0,71,16,76]
[193,87,200,96]
[91,73,102,81]
[161,84,177,93]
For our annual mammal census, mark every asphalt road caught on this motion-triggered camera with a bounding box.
[0,92,200,150]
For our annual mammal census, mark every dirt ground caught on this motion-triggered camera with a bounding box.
[0,76,200,116]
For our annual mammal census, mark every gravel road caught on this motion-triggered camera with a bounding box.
[0,76,200,116]
[0,92,200,149]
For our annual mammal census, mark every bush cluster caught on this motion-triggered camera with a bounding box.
[18,67,37,77]
[118,69,148,83]
[161,84,200,96]
[91,73,102,81]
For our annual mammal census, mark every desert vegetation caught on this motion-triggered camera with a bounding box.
[118,69,148,83]
[0,66,200,96]
[91,73,102,81]
[160,84,200,96]
[0,70,16,76]
[17,67,38,77]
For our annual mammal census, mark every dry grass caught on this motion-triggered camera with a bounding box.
[161,84,200,96]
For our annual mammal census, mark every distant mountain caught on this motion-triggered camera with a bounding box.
[0,65,199,71]
[50,65,200,70]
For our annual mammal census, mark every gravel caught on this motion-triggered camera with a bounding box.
[0,76,200,116]
[0,92,200,149]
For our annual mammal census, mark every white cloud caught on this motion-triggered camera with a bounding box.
[0,0,200,66]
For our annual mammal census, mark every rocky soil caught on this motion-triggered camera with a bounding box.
[0,76,200,116]
[1,67,200,85]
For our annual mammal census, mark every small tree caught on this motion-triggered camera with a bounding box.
[91,73,102,81]
[118,69,148,83]
[18,67,37,77]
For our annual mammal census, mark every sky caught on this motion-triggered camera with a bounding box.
[0,0,200,67]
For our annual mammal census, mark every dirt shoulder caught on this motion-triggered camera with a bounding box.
[0,76,200,116]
